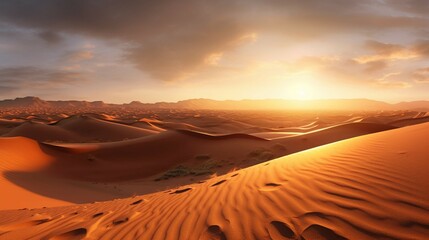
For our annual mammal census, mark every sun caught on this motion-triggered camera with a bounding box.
[297,88,308,99]
[295,83,313,100]
[284,71,316,100]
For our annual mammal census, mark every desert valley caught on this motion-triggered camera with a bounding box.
[0,97,428,239]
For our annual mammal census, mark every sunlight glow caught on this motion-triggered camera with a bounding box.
[296,86,313,100]
[290,72,315,100]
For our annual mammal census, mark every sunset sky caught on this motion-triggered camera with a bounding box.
[0,0,428,103]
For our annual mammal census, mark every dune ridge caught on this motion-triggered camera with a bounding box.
[2,115,157,142]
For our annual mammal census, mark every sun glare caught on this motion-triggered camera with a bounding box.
[297,87,309,100]
[293,82,313,100]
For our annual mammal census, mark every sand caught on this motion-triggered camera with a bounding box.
[0,108,428,239]
[0,120,428,239]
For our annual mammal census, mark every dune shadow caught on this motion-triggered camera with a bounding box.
[3,170,121,205]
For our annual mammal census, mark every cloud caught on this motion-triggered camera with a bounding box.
[0,66,86,93]
[363,60,389,73]
[64,49,94,62]
[384,0,429,16]
[0,0,254,81]
[412,67,429,83]
[0,0,428,81]
[372,72,411,89]
[412,40,429,57]
[126,30,255,81]
[37,30,62,44]
[283,54,416,89]
[354,41,418,64]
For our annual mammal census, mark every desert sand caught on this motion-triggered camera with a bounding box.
[0,103,428,239]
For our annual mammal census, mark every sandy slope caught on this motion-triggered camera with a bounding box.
[2,122,82,142]
[43,130,273,182]
[272,122,396,152]
[0,122,428,239]
[0,119,23,135]
[388,116,429,127]
[0,121,398,211]
[51,115,159,141]
[8,122,393,184]
[2,115,157,142]
[0,137,134,210]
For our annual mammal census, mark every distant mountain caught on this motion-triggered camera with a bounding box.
[0,96,50,108]
[0,97,428,111]
[0,97,109,109]
[393,101,429,111]
[48,100,108,108]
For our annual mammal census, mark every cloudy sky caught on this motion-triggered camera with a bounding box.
[0,0,428,103]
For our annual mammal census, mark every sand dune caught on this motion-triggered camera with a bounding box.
[0,137,138,210]
[2,115,157,142]
[0,108,427,239]
[257,122,396,141]
[30,123,395,183]
[3,122,82,142]
[52,115,158,141]
[388,116,429,127]
[0,121,427,239]
[0,119,23,135]
[43,130,273,182]
[0,130,278,209]
[0,121,397,210]
[132,118,201,132]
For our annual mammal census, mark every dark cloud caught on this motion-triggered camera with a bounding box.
[37,31,62,44]
[384,0,429,16]
[63,49,94,62]
[0,0,250,81]
[0,0,428,81]
[0,66,86,93]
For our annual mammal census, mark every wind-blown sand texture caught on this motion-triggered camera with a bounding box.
[0,108,428,239]
[0,120,428,239]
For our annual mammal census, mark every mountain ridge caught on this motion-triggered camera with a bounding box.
[0,96,428,111]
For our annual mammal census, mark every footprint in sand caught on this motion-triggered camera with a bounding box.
[0,217,53,233]
[170,187,192,194]
[259,183,282,192]
[268,221,296,239]
[211,180,227,187]
[130,199,143,205]
[32,218,52,225]
[301,224,347,240]
[49,228,87,240]
[112,217,129,225]
[92,212,104,218]
[207,225,227,240]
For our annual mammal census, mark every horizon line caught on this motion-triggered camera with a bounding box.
[2,96,429,106]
